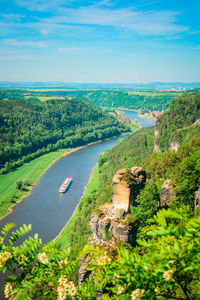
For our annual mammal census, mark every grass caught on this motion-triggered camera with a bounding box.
[0,149,68,218]
[56,165,99,249]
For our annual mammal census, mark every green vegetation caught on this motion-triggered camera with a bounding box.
[157,92,200,151]
[47,89,179,113]
[56,126,155,260]
[0,148,67,218]
[79,207,200,299]
[0,99,128,173]
[1,92,200,299]
[0,88,180,113]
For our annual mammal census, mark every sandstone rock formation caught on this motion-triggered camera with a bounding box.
[169,141,179,152]
[193,119,200,126]
[89,203,130,246]
[160,180,176,207]
[79,166,146,284]
[194,190,200,216]
[112,167,146,215]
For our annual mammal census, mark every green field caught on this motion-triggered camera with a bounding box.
[0,149,68,218]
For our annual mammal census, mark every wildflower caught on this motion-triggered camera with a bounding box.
[97,255,111,266]
[163,269,174,281]
[20,255,27,262]
[0,236,3,244]
[4,282,12,299]
[66,281,77,297]
[131,288,145,300]
[57,275,68,300]
[169,260,175,264]
[59,257,68,267]
[38,252,48,264]
[0,252,12,268]
[57,276,77,299]
[117,286,124,294]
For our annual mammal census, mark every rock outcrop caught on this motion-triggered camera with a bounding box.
[89,203,130,246]
[169,141,179,152]
[89,167,146,245]
[160,180,176,207]
[112,167,146,215]
[194,190,200,216]
[79,166,146,283]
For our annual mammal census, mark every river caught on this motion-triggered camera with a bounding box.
[0,111,154,296]
[0,110,154,242]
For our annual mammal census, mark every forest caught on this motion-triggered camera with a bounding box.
[0,99,128,173]
[0,88,180,113]
[0,93,200,299]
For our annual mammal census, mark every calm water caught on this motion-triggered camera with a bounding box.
[0,110,154,242]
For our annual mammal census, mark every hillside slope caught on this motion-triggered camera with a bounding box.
[157,92,200,151]
[0,99,128,172]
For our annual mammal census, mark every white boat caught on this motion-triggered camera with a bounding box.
[59,177,72,193]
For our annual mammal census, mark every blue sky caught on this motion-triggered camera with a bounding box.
[0,0,200,83]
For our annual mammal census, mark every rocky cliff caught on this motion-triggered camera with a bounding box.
[79,166,146,283]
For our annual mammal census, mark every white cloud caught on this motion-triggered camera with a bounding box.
[0,13,25,21]
[2,39,48,48]
[38,7,188,36]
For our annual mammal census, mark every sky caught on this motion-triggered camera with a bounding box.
[0,0,200,83]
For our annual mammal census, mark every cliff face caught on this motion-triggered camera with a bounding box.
[79,166,146,283]
[89,167,146,246]
[112,167,146,215]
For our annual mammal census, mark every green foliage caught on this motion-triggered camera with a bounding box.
[77,208,200,299]
[16,180,23,190]
[157,92,200,151]
[0,99,128,172]
[142,135,200,208]
[0,223,76,299]
[55,89,178,113]
[131,182,159,222]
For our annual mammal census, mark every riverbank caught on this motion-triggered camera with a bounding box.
[55,164,99,250]
[102,106,156,122]
[54,164,98,244]
[0,134,127,220]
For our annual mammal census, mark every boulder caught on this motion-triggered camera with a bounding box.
[160,180,176,207]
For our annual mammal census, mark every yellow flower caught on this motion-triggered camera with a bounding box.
[4,282,12,299]
[163,269,174,281]
[59,258,68,267]
[66,281,77,297]
[97,255,111,266]
[57,275,68,300]
[131,288,145,300]
[117,286,124,294]
[38,252,48,264]
[0,236,3,244]
[20,255,27,262]
[57,276,76,299]
[0,252,12,268]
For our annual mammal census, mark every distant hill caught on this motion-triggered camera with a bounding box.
[0,81,200,89]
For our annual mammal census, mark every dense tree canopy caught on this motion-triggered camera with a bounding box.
[0,99,128,172]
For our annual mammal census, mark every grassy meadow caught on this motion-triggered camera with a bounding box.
[0,149,68,218]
